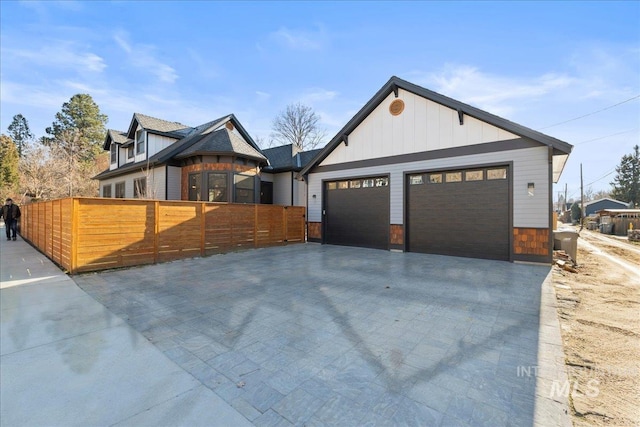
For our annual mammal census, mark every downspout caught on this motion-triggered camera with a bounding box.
[291,171,294,206]
[548,145,554,264]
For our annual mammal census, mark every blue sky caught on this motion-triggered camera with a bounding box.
[1,1,638,200]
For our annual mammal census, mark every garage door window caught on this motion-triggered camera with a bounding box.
[338,181,349,189]
[409,174,424,185]
[363,179,375,188]
[465,170,484,181]
[375,177,389,187]
[327,182,337,190]
[429,174,442,184]
[445,172,462,182]
[487,168,507,180]
[350,180,361,189]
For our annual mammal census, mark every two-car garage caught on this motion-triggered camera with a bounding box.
[302,76,572,264]
[322,166,510,261]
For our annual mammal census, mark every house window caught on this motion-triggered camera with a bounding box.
[127,145,134,159]
[207,172,227,202]
[189,173,201,201]
[115,182,125,198]
[136,129,145,154]
[110,144,117,164]
[103,184,112,198]
[234,174,255,204]
[134,178,146,198]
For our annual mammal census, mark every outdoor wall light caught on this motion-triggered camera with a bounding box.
[528,182,535,196]
[312,194,317,199]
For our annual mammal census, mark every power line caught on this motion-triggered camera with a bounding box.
[575,128,639,145]
[538,94,640,130]
[585,169,616,187]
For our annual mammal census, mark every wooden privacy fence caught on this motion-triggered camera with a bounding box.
[20,197,306,274]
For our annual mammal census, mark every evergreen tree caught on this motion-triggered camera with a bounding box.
[42,94,108,162]
[7,114,34,157]
[0,134,20,195]
[610,145,640,207]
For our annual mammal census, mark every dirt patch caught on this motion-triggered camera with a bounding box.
[553,239,640,426]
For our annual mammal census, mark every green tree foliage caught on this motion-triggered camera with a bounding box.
[7,114,34,157]
[0,134,20,195]
[610,145,640,207]
[42,94,108,162]
[570,202,582,222]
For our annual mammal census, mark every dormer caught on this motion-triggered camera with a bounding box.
[103,130,129,171]
[126,113,192,161]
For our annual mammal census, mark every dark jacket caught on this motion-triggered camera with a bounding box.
[1,204,21,222]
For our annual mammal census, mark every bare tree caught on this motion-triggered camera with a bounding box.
[270,103,326,151]
[19,145,66,201]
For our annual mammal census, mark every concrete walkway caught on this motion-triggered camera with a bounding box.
[0,229,251,427]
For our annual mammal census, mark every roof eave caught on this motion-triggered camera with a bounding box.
[299,76,574,176]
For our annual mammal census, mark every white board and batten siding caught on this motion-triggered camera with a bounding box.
[166,166,182,200]
[321,89,518,166]
[100,166,167,200]
[148,133,178,158]
[272,172,292,206]
[309,88,550,229]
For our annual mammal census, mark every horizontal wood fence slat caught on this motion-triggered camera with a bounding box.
[20,197,306,274]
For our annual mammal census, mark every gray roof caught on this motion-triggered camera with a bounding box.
[176,128,266,161]
[103,129,131,150]
[127,113,192,138]
[95,114,266,180]
[299,76,573,177]
[262,144,323,172]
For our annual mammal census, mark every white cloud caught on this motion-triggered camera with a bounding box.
[298,88,339,106]
[113,30,178,84]
[268,25,327,51]
[4,42,106,73]
[412,65,574,117]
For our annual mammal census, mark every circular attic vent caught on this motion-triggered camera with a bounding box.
[389,99,405,116]
[225,122,235,131]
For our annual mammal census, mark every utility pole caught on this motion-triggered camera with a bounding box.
[580,163,584,232]
[564,183,567,211]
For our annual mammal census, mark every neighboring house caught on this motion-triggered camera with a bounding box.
[584,198,629,216]
[299,76,573,263]
[95,113,315,206]
[261,144,322,206]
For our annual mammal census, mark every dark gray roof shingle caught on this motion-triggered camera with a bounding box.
[262,144,324,172]
[176,128,266,161]
[133,113,192,134]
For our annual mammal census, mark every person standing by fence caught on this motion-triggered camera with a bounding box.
[1,198,21,241]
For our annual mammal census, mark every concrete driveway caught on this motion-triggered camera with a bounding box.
[74,244,570,426]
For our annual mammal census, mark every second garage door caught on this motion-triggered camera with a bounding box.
[324,176,389,249]
[407,166,510,261]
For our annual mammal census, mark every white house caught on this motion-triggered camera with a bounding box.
[95,113,316,205]
[299,76,573,263]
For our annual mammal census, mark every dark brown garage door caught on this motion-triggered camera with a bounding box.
[324,177,390,249]
[407,167,510,260]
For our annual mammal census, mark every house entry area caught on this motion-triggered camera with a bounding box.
[323,176,390,249]
[406,166,510,261]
